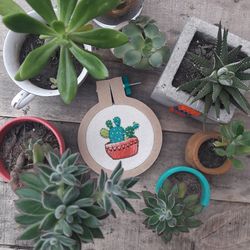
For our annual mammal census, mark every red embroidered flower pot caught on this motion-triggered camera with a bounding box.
[105,137,139,160]
[0,116,65,182]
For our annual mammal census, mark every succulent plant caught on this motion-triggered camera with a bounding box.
[114,15,170,69]
[0,0,128,104]
[214,120,250,169]
[142,180,203,243]
[178,22,250,120]
[100,117,139,143]
[14,149,140,249]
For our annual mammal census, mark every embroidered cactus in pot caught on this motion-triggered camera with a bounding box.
[100,117,140,160]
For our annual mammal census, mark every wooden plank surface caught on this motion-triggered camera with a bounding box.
[1,0,250,249]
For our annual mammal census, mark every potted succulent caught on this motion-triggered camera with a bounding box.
[14,150,140,248]
[113,15,170,70]
[142,166,210,243]
[100,117,140,160]
[151,17,250,123]
[1,0,128,107]
[94,0,144,28]
[0,116,65,183]
[186,120,250,175]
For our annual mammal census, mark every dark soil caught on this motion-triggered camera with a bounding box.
[169,172,202,197]
[172,32,246,88]
[19,34,83,89]
[0,122,59,173]
[95,0,144,25]
[198,139,227,168]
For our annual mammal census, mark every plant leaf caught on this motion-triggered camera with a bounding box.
[70,29,128,48]
[25,0,57,24]
[42,192,62,210]
[15,188,41,201]
[0,0,24,16]
[15,214,44,225]
[18,222,41,240]
[3,13,56,35]
[19,172,45,191]
[16,39,59,81]
[57,46,78,104]
[68,0,120,31]
[70,42,108,80]
[58,0,77,23]
[15,199,49,215]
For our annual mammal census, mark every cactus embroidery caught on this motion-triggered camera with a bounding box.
[100,117,140,160]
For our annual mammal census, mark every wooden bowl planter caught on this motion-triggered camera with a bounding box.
[156,166,211,207]
[94,0,144,28]
[0,116,65,182]
[185,132,231,175]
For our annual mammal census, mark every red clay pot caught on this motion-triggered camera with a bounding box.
[105,137,139,160]
[0,116,65,182]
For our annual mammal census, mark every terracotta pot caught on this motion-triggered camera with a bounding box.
[185,132,231,175]
[0,116,65,182]
[105,137,139,160]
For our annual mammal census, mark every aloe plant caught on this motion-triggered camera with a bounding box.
[0,0,128,104]
[178,22,250,120]
[114,15,169,69]
[142,180,203,243]
[14,149,139,249]
[214,120,250,169]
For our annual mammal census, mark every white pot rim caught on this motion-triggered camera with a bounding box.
[3,10,92,97]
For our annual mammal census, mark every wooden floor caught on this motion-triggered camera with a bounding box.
[1,0,250,249]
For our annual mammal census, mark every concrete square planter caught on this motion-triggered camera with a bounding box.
[151,17,250,123]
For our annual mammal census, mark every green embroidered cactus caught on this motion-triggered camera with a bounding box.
[125,122,140,138]
[100,117,139,143]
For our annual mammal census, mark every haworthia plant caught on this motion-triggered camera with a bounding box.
[178,22,250,120]
[114,15,170,69]
[15,150,140,249]
[214,120,250,169]
[0,0,128,104]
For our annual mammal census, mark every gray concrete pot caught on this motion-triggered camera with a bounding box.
[151,17,250,123]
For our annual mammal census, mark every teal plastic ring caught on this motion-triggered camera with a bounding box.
[155,166,211,207]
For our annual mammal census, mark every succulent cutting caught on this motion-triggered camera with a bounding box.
[0,0,128,104]
[114,15,170,69]
[14,149,140,249]
[178,22,250,119]
[214,120,250,169]
[142,180,203,243]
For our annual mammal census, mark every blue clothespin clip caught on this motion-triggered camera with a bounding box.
[122,75,141,96]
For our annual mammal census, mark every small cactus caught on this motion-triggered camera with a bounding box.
[100,117,139,143]
[125,122,140,138]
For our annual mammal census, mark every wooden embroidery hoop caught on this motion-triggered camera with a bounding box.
[78,77,162,178]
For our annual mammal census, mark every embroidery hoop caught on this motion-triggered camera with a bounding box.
[78,77,162,178]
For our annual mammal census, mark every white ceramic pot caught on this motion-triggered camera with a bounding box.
[3,10,92,109]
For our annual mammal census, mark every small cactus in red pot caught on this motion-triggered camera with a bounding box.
[100,117,139,160]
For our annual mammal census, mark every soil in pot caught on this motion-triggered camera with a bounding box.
[19,34,83,90]
[0,122,59,189]
[172,31,246,89]
[198,138,227,168]
[168,172,202,197]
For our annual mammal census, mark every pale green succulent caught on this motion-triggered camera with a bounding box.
[114,15,170,69]
[14,150,140,249]
[142,180,203,243]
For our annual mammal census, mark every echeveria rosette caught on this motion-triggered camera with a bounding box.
[214,120,250,169]
[178,22,250,120]
[114,15,170,69]
[14,150,140,249]
[1,0,128,104]
[142,180,203,243]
